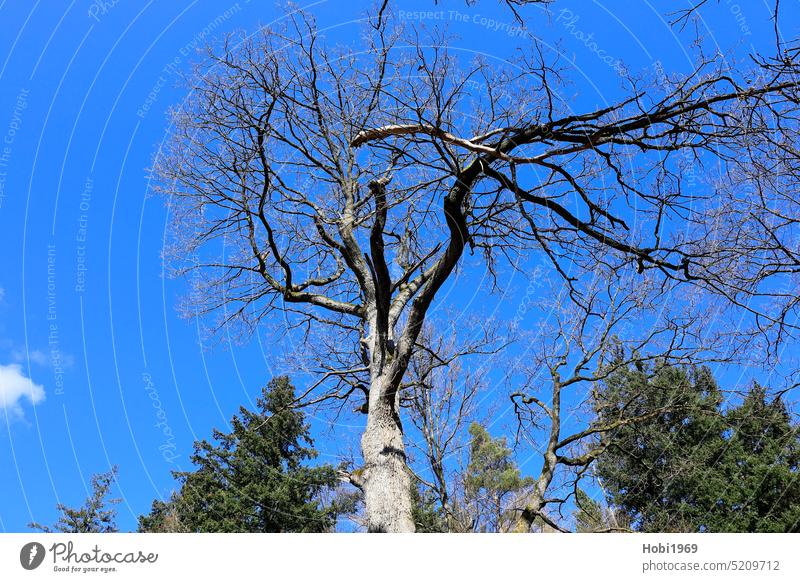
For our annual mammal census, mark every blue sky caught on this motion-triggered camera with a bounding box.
[0,0,796,532]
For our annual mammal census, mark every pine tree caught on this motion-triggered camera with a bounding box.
[139,377,342,532]
[30,467,120,533]
[573,488,630,532]
[574,489,607,532]
[463,422,533,532]
[411,484,447,533]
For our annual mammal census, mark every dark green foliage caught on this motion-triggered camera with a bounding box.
[715,384,800,532]
[139,377,342,532]
[595,363,725,532]
[573,488,629,532]
[137,492,186,533]
[30,467,120,533]
[574,489,605,533]
[596,363,800,532]
[411,484,447,533]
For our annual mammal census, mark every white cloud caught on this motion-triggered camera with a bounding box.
[28,350,48,366]
[11,349,49,366]
[0,363,45,417]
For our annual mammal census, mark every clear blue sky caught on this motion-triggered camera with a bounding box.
[0,0,795,532]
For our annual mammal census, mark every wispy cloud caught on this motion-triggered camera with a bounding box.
[11,349,49,367]
[0,363,45,417]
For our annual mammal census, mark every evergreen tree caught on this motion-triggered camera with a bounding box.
[139,377,342,532]
[596,364,800,532]
[573,488,630,532]
[596,364,726,531]
[411,484,447,533]
[574,489,604,533]
[30,467,120,533]
[712,384,800,532]
[463,422,533,532]
[137,492,186,533]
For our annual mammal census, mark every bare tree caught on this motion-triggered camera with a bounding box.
[403,316,507,531]
[157,4,800,531]
[508,271,713,531]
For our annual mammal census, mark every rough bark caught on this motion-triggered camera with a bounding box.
[360,375,415,532]
[157,5,800,534]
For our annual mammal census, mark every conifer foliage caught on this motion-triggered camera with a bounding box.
[30,467,120,533]
[139,377,342,532]
[596,365,800,532]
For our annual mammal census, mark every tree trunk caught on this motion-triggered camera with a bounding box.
[360,375,415,533]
